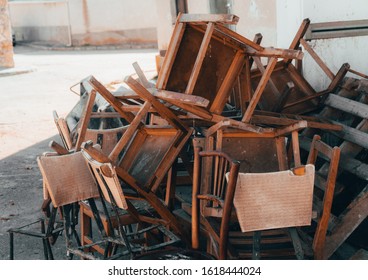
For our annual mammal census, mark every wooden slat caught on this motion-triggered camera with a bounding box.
[324,94,368,119]
[300,38,334,80]
[133,62,152,88]
[324,185,368,259]
[125,76,190,133]
[185,22,214,94]
[75,90,96,151]
[179,13,239,24]
[242,57,278,122]
[330,120,368,149]
[108,102,151,163]
[155,89,210,107]
[306,19,368,40]
[284,18,310,64]
[300,135,368,181]
[210,50,245,114]
[156,22,185,89]
[253,56,280,101]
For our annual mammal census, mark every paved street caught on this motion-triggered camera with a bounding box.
[0,45,157,259]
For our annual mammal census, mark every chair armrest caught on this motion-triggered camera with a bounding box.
[197,194,224,208]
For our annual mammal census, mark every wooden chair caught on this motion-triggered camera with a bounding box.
[298,134,341,259]
[81,148,180,258]
[53,110,127,155]
[250,19,349,115]
[191,147,315,260]
[78,75,194,243]
[191,148,240,259]
[157,13,302,119]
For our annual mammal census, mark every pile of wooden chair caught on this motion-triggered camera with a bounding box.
[9,14,368,260]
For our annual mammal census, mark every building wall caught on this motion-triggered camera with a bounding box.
[277,0,368,91]
[0,0,14,67]
[8,0,158,46]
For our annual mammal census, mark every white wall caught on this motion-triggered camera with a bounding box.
[9,1,71,45]
[187,0,209,14]
[9,0,158,46]
[302,0,368,91]
[276,0,368,90]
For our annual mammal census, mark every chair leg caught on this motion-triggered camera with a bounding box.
[9,232,14,260]
[289,227,304,260]
[41,220,49,260]
[252,231,261,260]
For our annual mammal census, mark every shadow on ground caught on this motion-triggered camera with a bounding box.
[0,135,67,260]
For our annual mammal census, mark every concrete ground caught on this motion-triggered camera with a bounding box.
[0,45,157,259]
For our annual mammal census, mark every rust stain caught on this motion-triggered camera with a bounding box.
[82,0,90,34]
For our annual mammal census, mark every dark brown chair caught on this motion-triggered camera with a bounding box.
[191,148,240,259]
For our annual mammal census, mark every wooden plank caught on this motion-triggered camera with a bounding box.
[245,46,304,60]
[214,23,264,51]
[300,135,368,181]
[155,89,210,107]
[242,57,278,122]
[179,13,239,24]
[330,120,368,149]
[133,62,152,88]
[300,38,334,80]
[156,22,185,89]
[274,121,308,137]
[210,50,245,114]
[75,89,96,151]
[253,56,280,101]
[324,185,368,259]
[350,249,368,260]
[285,18,310,64]
[82,76,135,123]
[348,68,368,80]
[324,94,368,119]
[205,119,271,137]
[327,63,350,92]
[125,76,190,133]
[185,22,214,94]
[291,131,301,167]
[272,82,294,112]
[306,19,368,40]
[108,102,151,163]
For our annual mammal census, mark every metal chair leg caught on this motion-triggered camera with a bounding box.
[252,231,261,260]
[9,232,14,260]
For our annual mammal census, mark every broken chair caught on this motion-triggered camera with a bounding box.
[81,147,180,258]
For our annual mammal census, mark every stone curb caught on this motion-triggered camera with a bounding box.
[0,67,36,77]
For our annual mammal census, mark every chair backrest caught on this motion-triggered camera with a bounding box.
[82,149,128,210]
[53,110,127,155]
[233,164,315,232]
[53,111,73,150]
[306,134,341,259]
[37,151,99,208]
[191,147,240,259]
